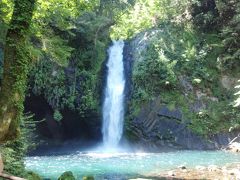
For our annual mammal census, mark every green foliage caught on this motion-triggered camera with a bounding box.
[0,0,13,23]
[32,0,99,31]
[26,171,42,180]
[130,23,205,108]
[54,110,63,122]
[191,0,240,72]
[217,3,240,71]
[126,0,240,137]
[0,115,37,177]
[0,140,26,177]
[42,35,73,67]
[111,0,190,39]
[31,59,69,109]
[0,0,238,144]
[29,11,111,116]
[189,101,240,136]
[98,0,133,19]
[132,40,177,98]
[190,0,219,31]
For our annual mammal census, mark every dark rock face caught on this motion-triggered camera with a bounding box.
[24,94,63,139]
[22,17,110,145]
[128,97,239,150]
[123,41,134,102]
[123,33,239,150]
[24,94,101,142]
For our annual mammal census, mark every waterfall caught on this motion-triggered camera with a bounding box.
[102,40,125,149]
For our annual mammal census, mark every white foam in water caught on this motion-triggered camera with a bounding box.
[102,40,125,150]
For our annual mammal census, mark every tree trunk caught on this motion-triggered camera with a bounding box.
[0,0,36,143]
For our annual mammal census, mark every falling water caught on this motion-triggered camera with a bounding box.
[102,40,125,149]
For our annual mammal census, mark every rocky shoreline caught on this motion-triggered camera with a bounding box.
[142,162,240,180]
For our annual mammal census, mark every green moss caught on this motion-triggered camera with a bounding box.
[26,171,42,180]
[28,12,111,118]
[58,171,76,180]
[126,16,240,138]
[83,176,94,180]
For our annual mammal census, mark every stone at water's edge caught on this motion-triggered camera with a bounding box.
[27,171,42,180]
[152,164,240,180]
[128,97,240,150]
[82,176,94,180]
[58,171,76,180]
[227,142,240,153]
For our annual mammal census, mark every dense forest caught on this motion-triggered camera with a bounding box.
[0,0,240,179]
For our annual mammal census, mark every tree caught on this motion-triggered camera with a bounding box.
[0,0,36,143]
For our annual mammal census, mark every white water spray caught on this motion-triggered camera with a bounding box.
[102,40,125,149]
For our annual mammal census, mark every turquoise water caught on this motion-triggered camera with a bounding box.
[25,150,240,179]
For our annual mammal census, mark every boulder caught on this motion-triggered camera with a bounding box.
[227,142,240,152]
[178,165,187,170]
[27,171,42,180]
[82,176,94,180]
[58,171,76,180]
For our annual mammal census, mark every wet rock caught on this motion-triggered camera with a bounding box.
[58,171,76,180]
[167,171,175,176]
[82,176,94,180]
[179,75,193,93]
[221,75,238,90]
[195,165,206,171]
[208,165,219,172]
[128,94,240,150]
[158,107,182,120]
[228,168,240,177]
[227,142,240,152]
[27,171,42,180]
[178,165,187,170]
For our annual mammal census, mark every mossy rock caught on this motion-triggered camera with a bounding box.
[27,171,42,180]
[58,171,76,180]
[82,176,94,180]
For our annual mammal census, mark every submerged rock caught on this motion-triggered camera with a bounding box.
[27,171,42,180]
[82,176,94,180]
[178,165,187,170]
[58,171,76,180]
